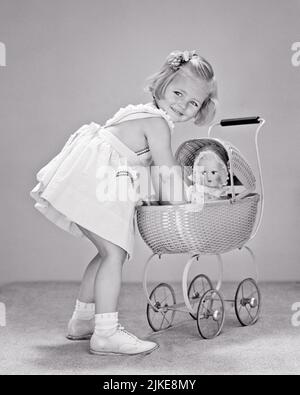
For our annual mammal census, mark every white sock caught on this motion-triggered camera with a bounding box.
[72,299,95,320]
[94,312,118,337]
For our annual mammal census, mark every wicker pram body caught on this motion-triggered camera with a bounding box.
[137,193,259,255]
[137,137,259,255]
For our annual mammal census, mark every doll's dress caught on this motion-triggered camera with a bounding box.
[30,103,174,259]
[186,184,229,202]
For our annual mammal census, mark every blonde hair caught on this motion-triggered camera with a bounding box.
[145,50,218,126]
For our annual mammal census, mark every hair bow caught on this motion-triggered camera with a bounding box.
[167,50,197,71]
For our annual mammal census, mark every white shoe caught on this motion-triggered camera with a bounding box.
[90,324,159,356]
[67,317,95,340]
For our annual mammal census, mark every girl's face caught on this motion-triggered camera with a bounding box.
[157,72,209,123]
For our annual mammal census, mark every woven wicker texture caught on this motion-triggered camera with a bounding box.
[175,138,256,192]
[137,194,259,255]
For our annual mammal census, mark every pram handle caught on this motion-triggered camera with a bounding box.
[220,117,260,126]
[207,117,266,242]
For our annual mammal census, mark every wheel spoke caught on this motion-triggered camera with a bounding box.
[159,313,166,330]
[248,290,258,299]
[192,282,196,294]
[201,278,205,293]
[201,300,210,316]
[160,294,170,305]
[241,284,245,299]
[150,309,158,323]
[245,305,255,320]
[163,287,167,300]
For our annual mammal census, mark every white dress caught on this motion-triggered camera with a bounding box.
[30,103,174,259]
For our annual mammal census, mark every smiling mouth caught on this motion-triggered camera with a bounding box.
[170,107,184,116]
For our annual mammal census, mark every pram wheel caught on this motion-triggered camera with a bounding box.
[197,289,225,339]
[146,283,176,332]
[234,278,261,326]
[188,274,213,320]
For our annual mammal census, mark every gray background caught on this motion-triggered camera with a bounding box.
[0,0,299,284]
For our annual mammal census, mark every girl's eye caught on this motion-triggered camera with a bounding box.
[174,91,182,96]
[190,101,199,107]
[211,171,217,175]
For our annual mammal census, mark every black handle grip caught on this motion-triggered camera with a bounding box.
[220,117,260,126]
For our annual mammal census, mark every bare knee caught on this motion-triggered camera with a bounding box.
[78,225,127,262]
[102,246,127,263]
[93,240,126,263]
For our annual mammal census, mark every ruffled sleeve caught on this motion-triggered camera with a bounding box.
[104,103,175,132]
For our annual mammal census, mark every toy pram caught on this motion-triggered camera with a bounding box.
[136,116,265,339]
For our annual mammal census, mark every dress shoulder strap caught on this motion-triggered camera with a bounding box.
[104,103,175,132]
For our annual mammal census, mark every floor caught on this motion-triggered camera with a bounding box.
[0,281,299,375]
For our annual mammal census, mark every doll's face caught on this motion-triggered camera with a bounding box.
[194,157,224,187]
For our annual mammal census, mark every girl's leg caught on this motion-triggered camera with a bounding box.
[67,254,101,341]
[78,253,102,303]
[67,253,102,340]
[78,226,158,356]
[93,241,126,314]
[67,231,102,340]
[77,225,126,313]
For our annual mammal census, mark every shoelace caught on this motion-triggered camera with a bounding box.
[117,324,139,341]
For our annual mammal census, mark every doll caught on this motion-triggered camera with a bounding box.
[187,148,229,203]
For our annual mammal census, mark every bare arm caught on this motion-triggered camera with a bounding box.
[143,117,188,204]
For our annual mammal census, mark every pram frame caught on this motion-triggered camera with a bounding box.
[139,117,265,337]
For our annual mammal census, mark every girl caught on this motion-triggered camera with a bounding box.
[30,50,218,356]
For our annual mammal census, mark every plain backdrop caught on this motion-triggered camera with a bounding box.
[0,0,299,285]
